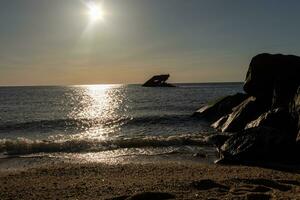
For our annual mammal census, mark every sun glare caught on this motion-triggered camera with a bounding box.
[87,2,104,22]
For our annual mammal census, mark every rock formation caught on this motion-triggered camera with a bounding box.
[193,93,249,122]
[194,53,300,164]
[142,74,175,87]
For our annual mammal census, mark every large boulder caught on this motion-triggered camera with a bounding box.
[194,53,300,165]
[193,93,248,122]
[216,127,295,164]
[244,53,300,108]
[219,97,268,132]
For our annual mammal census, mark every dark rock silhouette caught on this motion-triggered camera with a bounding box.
[245,108,297,137]
[193,93,248,122]
[142,74,175,87]
[194,53,300,164]
[215,127,295,164]
[218,97,268,132]
[244,53,300,108]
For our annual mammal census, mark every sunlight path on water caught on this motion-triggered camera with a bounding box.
[67,84,126,141]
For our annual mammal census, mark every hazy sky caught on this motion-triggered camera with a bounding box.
[1,0,300,85]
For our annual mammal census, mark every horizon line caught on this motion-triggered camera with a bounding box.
[0,81,244,87]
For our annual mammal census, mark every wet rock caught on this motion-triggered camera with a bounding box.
[211,115,229,130]
[142,74,175,87]
[216,127,294,164]
[244,53,300,108]
[126,192,175,200]
[245,108,298,139]
[220,97,268,132]
[292,87,300,142]
[193,93,248,122]
[205,133,234,149]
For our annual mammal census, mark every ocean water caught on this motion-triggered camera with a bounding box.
[0,83,242,166]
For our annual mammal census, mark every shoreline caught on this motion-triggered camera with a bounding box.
[0,161,299,199]
[0,147,217,172]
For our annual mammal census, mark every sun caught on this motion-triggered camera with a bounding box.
[87,2,104,22]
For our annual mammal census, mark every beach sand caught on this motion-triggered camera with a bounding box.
[0,161,299,200]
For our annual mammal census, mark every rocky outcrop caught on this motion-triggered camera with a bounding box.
[245,108,298,138]
[244,53,300,108]
[218,97,268,132]
[194,53,300,164]
[193,93,248,122]
[142,74,175,87]
[215,127,295,164]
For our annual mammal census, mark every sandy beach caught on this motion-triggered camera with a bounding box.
[0,161,299,200]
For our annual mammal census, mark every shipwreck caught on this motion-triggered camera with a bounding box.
[142,74,175,87]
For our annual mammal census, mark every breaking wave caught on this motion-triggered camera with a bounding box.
[0,134,210,155]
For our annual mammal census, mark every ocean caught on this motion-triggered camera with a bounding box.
[0,83,243,168]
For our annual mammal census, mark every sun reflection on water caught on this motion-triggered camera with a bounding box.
[77,84,114,119]
[67,84,126,140]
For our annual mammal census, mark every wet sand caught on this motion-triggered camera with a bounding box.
[0,162,299,200]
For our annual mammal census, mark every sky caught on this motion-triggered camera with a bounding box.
[1,0,300,86]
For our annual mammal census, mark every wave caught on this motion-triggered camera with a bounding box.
[0,134,209,155]
[0,118,127,132]
[124,115,202,125]
[0,115,203,132]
